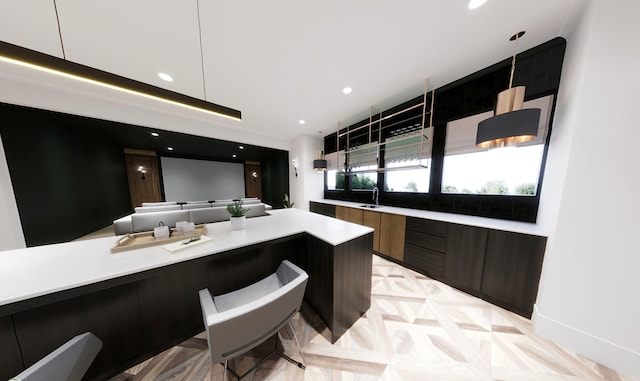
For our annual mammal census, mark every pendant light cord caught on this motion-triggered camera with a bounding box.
[196,0,208,101]
[508,33,520,89]
[53,0,66,59]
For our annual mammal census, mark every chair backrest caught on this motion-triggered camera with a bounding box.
[180,202,212,210]
[199,260,308,363]
[189,206,230,224]
[245,204,267,218]
[11,332,102,381]
[131,210,190,232]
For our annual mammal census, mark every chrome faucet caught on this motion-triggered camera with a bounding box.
[372,187,379,205]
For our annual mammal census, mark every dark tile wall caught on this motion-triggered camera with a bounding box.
[324,37,567,223]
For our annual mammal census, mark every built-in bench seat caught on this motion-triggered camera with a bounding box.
[113,199,270,235]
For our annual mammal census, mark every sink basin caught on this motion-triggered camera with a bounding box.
[359,204,382,209]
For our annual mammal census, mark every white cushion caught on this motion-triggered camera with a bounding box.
[181,203,212,210]
[134,205,182,213]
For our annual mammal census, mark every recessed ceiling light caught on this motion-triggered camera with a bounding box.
[151,132,159,137]
[298,120,306,125]
[239,145,244,149]
[232,154,237,158]
[167,147,173,151]
[342,87,352,94]
[468,0,487,9]
[158,72,173,82]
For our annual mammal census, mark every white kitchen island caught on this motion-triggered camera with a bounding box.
[0,208,374,380]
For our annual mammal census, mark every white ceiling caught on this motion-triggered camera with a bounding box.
[0,0,585,150]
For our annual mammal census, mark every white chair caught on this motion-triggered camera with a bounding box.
[199,260,308,380]
[10,332,102,381]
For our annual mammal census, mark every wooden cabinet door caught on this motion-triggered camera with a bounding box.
[480,230,546,317]
[335,206,348,221]
[347,207,363,225]
[379,213,406,261]
[444,224,487,292]
[362,210,381,252]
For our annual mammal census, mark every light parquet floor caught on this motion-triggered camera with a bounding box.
[109,255,637,381]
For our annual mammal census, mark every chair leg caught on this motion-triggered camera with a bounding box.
[288,320,307,367]
[223,360,227,381]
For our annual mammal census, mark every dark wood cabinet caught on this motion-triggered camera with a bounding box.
[403,217,448,277]
[480,230,547,317]
[310,201,336,217]
[444,224,487,292]
[310,202,547,318]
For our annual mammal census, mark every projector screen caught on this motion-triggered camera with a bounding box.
[160,157,245,201]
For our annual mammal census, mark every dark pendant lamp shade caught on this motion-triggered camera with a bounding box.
[475,31,542,149]
[313,150,327,171]
[476,108,541,149]
[313,159,327,171]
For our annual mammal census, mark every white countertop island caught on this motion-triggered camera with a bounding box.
[0,208,374,380]
[0,208,372,308]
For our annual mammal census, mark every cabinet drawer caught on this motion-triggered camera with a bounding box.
[404,243,444,277]
[310,202,336,218]
[406,217,448,237]
[405,229,446,253]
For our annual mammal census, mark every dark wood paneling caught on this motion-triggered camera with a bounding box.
[309,201,336,218]
[0,315,23,378]
[12,283,143,381]
[1,232,371,380]
[405,229,446,253]
[244,162,263,199]
[404,243,445,277]
[406,217,448,237]
[330,233,373,343]
[444,224,488,292]
[480,230,547,317]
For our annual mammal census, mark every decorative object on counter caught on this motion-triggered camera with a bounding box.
[175,221,187,234]
[227,200,249,230]
[283,193,295,208]
[153,222,170,240]
[110,225,207,253]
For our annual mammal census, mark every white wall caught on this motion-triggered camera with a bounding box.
[160,157,245,201]
[288,134,324,211]
[0,134,26,250]
[533,1,640,377]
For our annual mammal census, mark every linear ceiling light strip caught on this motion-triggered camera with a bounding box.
[0,41,241,121]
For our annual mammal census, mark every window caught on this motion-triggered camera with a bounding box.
[325,151,345,190]
[442,95,553,196]
[384,130,432,192]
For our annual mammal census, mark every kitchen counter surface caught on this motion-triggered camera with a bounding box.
[312,199,548,236]
[0,208,372,307]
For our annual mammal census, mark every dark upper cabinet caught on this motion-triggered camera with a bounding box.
[444,224,488,292]
[480,230,547,316]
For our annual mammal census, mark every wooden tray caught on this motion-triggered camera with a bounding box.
[110,225,207,254]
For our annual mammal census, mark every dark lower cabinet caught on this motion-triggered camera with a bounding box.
[480,230,547,317]
[403,217,448,278]
[0,315,23,378]
[444,224,487,292]
[311,203,547,319]
[310,201,336,217]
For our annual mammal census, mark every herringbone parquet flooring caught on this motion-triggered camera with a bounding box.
[109,255,637,381]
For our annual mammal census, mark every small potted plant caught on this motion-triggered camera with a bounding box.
[227,200,249,230]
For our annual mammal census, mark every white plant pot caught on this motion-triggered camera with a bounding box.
[230,215,246,230]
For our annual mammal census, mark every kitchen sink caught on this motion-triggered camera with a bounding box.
[359,204,382,209]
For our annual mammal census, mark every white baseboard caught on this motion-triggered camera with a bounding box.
[532,304,640,378]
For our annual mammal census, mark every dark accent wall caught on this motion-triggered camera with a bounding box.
[324,37,567,223]
[261,151,289,209]
[0,104,132,246]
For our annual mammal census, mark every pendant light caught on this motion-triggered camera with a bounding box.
[476,31,540,149]
[313,150,327,171]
